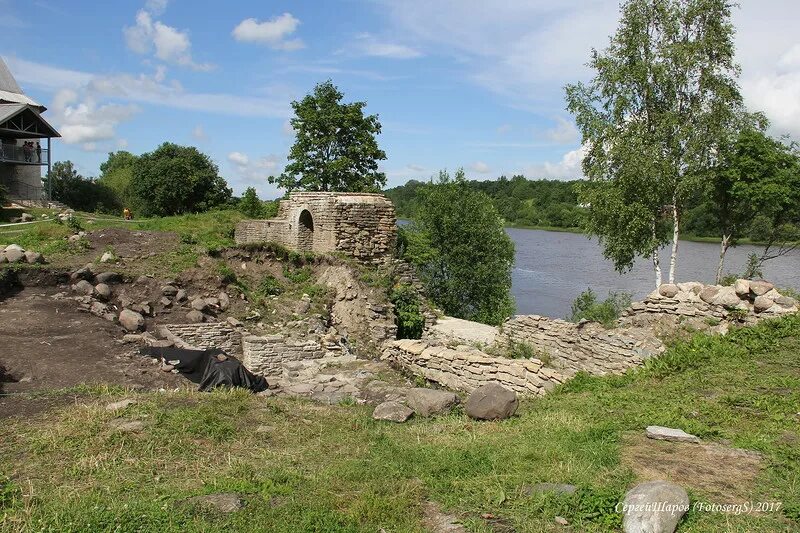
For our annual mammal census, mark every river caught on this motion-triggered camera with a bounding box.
[508,228,800,318]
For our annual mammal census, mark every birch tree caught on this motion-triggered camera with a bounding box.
[566,0,743,287]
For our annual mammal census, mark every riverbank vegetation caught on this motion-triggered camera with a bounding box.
[2,312,798,531]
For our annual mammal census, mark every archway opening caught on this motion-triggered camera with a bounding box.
[298,209,314,251]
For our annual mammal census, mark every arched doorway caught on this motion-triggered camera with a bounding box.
[298,209,314,251]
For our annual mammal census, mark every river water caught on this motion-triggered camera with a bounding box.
[508,228,800,318]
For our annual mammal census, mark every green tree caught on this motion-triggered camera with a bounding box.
[97,151,140,215]
[401,169,515,325]
[43,161,120,213]
[566,0,743,287]
[710,122,800,282]
[270,80,387,192]
[238,187,264,218]
[132,143,231,217]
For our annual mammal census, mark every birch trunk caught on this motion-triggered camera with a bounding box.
[715,234,731,284]
[652,221,662,289]
[668,201,679,284]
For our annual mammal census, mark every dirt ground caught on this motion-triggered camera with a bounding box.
[0,287,185,419]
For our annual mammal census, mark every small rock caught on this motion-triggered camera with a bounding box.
[218,292,230,310]
[110,419,145,432]
[186,310,206,323]
[122,334,143,344]
[372,401,414,422]
[711,286,741,308]
[753,295,773,313]
[105,399,137,411]
[658,284,679,298]
[72,279,95,296]
[174,289,188,302]
[24,251,44,264]
[749,280,774,296]
[161,285,178,297]
[699,285,719,304]
[256,425,276,433]
[555,516,569,526]
[406,388,459,417]
[119,309,145,332]
[95,271,122,284]
[776,295,798,308]
[185,493,243,513]
[295,300,311,314]
[226,316,243,327]
[191,298,209,312]
[100,251,115,263]
[94,283,112,301]
[621,480,689,533]
[646,426,700,444]
[4,244,24,252]
[68,234,82,243]
[70,264,95,282]
[4,248,25,263]
[465,383,518,420]
[734,279,751,297]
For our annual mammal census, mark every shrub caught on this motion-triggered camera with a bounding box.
[283,265,312,284]
[257,275,283,296]
[238,187,264,218]
[390,284,424,339]
[568,288,631,328]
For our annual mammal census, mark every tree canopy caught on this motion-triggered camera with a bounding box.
[566,0,743,287]
[132,143,231,217]
[399,169,515,326]
[270,81,387,192]
[44,161,120,214]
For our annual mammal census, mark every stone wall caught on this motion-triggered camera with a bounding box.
[234,192,396,263]
[382,339,568,397]
[241,335,327,376]
[161,323,241,353]
[499,316,665,376]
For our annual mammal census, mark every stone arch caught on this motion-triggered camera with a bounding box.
[297,209,314,251]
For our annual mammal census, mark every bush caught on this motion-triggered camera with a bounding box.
[257,275,283,296]
[390,284,424,339]
[238,187,264,218]
[568,288,631,328]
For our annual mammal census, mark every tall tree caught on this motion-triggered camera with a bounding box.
[400,169,515,326]
[132,143,231,217]
[270,81,387,192]
[566,0,743,287]
[43,161,120,213]
[98,151,140,214]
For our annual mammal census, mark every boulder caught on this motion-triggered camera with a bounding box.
[186,310,206,323]
[70,263,95,282]
[218,292,230,311]
[753,295,773,313]
[227,316,244,328]
[4,248,25,263]
[776,296,798,309]
[646,426,700,444]
[676,281,703,294]
[372,401,414,423]
[711,286,741,308]
[119,309,145,332]
[73,279,95,296]
[406,387,459,417]
[185,493,242,513]
[99,251,115,263]
[191,298,209,312]
[0,255,7,264]
[734,279,751,297]
[94,283,112,301]
[465,383,518,420]
[658,284,679,298]
[24,251,44,264]
[4,244,23,253]
[174,289,188,302]
[95,271,122,284]
[699,285,719,304]
[749,280,774,296]
[621,480,689,533]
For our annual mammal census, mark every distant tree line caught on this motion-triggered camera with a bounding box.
[44,142,235,217]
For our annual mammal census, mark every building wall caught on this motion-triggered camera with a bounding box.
[0,139,42,200]
[162,323,241,353]
[234,192,396,263]
[242,335,326,376]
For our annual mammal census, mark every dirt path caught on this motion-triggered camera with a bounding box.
[0,288,184,418]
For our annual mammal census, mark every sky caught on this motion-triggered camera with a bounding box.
[2,0,800,200]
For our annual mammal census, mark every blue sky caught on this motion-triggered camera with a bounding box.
[2,0,800,200]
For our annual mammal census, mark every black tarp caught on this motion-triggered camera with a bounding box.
[140,346,268,393]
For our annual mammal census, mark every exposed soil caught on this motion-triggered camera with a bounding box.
[0,287,185,418]
[76,228,179,267]
[622,434,763,505]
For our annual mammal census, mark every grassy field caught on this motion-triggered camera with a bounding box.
[1,314,798,532]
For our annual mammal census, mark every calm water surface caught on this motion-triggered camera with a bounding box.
[508,228,800,318]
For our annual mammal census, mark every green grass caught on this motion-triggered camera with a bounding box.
[1,314,799,531]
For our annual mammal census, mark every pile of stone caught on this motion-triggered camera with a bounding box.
[0,244,45,264]
[624,280,798,326]
[8,213,34,223]
[372,383,519,423]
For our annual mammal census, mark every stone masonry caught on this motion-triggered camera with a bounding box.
[382,339,568,397]
[161,323,241,353]
[241,335,327,376]
[235,192,397,263]
[499,316,665,376]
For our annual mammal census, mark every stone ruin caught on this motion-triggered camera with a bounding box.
[234,192,397,263]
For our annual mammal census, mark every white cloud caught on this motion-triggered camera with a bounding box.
[117,138,129,149]
[349,33,421,59]
[543,117,579,144]
[192,125,208,141]
[232,13,304,51]
[124,10,213,71]
[522,145,586,180]
[407,164,426,172]
[470,161,492,174]
[228,151,249,166]
[51,88,139,147]
[145,0,168,15]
